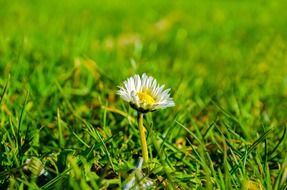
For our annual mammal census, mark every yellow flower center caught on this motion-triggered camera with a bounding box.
[137,91,155,105]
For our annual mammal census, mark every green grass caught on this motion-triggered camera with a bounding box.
[1,0,287,189]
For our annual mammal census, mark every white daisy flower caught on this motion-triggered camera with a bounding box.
[118,73,175,113]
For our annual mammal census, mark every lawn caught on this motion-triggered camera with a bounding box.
[0,0,287,189]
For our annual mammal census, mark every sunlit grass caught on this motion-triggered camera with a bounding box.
[0,0,287,189]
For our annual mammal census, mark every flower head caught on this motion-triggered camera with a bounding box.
[118,73,175,112]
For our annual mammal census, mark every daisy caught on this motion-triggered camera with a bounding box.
[118,73,175,162]
[117,73,175,113]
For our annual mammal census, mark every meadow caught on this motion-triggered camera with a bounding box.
[0,0,287,189]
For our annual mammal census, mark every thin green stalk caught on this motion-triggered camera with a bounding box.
[138,112,148,162]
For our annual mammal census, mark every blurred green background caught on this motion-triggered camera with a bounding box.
[0,0,287,189]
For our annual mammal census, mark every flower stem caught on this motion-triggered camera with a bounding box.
[138,112,148,162]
